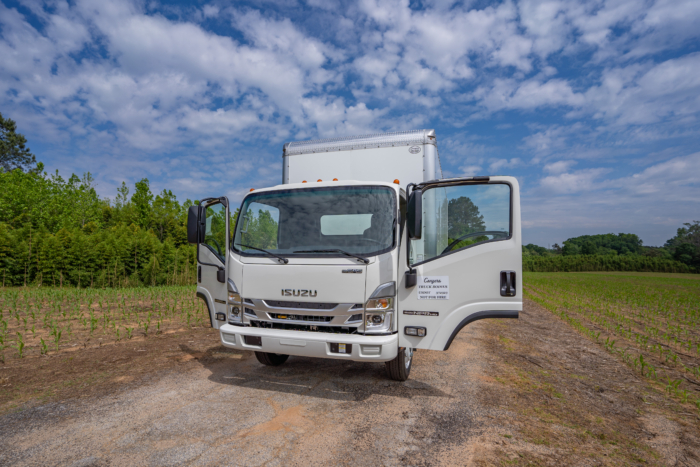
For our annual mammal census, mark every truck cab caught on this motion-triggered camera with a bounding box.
[188,130,521,381]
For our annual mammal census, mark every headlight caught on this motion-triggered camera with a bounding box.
[365,297,393,311]
[364,297,393,333]
[229,292,241,303]
[364,311,393,332]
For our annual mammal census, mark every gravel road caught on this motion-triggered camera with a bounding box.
[0,322,504,466]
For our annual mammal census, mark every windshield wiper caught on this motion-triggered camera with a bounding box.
[236,244,289,264]
[294,249,369,264]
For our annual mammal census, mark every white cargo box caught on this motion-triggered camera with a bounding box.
[282,129,443,185]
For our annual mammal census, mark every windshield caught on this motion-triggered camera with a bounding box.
[233,186,397,257]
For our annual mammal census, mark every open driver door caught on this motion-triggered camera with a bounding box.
[188,197,229,330]
[398,176,521,351]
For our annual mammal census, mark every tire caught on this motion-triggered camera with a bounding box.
[254,352,289,366]
[385,347,413,381]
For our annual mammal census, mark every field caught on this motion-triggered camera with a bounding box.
[0,286,209,364]
[524,271,700,413]
[1,274,700,465]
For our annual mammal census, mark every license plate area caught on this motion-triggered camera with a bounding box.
[329,343,352,354]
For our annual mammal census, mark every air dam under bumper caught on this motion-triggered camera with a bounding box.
[219,324,398,362]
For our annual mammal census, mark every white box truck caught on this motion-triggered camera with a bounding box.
[188,129,521,380]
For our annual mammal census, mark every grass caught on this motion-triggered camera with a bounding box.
[0,286,208,363]
[524,271,700,413]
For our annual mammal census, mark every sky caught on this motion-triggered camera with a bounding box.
[1,0,699,248]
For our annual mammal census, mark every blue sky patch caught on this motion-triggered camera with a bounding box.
[1,0,699,247]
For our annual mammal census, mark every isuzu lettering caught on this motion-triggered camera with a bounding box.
[187,129,522,381]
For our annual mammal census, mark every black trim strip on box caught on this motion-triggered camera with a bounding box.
[443,310,519,351]
[196,292,214,328]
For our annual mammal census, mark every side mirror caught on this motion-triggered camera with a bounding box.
[407,189,422,239]
[187,205,204,244]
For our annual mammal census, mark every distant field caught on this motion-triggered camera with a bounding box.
[524,272,700,412]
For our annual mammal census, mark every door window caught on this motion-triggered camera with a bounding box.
[409,183,511,265]
[204,202,227,261]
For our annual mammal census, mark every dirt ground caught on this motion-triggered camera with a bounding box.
[1,299,699,466]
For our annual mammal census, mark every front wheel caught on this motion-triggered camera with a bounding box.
[385,347,413,381]
[255,352,289,366]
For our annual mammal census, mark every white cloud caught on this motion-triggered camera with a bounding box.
[543,160,576,174]
[488,158,522,173]
[202,5,219,18]
[459,165,483,176]
[538,168,610,194]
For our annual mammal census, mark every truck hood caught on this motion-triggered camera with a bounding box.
[241,264,367,304]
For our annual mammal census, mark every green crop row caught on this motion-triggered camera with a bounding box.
[524,272,700,412]
[0,286,207,362]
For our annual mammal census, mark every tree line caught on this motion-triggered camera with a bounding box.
[523,227,699,272]
[0,163,196,287]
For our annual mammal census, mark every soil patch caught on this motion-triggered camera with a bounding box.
[472,298,700,466]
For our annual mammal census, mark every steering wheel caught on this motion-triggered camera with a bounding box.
[440,231,508,255]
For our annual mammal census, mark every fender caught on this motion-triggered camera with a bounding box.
[443,310,519,350]
[196,291,214,328]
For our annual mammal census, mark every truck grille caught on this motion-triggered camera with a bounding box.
[269,313,333,323]
[250,320,358,334]
[264,300,337,310]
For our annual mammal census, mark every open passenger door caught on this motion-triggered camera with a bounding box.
[188,197,229,330]
[398,176,521,351]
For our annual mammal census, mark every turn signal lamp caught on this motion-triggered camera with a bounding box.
[366,297,392,310]
[394,179,400,184]
[405,326,426,337]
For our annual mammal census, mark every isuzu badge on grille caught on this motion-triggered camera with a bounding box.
[281,289,318,297]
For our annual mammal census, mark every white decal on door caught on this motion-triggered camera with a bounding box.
[417,276,449,300]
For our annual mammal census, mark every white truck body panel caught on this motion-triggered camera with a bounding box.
[283,129,442,184]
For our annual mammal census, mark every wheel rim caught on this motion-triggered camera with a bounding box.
[404,347,413,370]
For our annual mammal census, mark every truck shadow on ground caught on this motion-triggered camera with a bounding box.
[179,344,451,402]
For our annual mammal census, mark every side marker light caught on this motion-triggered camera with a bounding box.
[302,180,307,183]
[394,179,400,184]
[404,326,426,337]
[249,188,254,192]
[317,179,322,182]
[333,178,338,181]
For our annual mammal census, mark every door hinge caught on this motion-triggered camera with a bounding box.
[500,271,516,297]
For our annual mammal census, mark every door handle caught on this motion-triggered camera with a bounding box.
[500,271,516,297]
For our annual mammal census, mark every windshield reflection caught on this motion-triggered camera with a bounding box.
[233,186,397,257]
